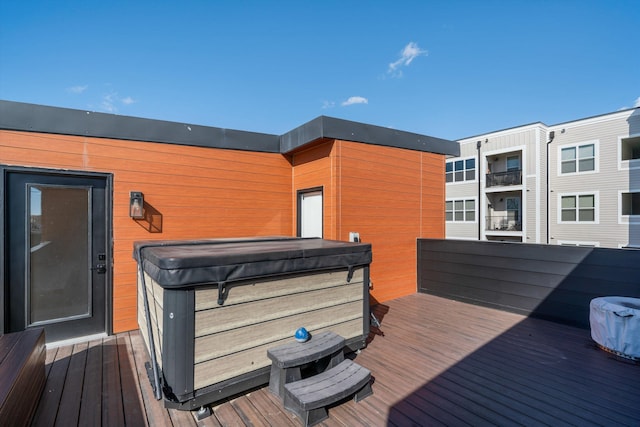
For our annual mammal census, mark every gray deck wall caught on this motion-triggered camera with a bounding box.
[417,239,640,328]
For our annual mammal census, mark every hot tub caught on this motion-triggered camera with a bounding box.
[133,237,372,410]
[589,296,640,360]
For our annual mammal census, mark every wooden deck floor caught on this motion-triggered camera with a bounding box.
[30,293,640,426]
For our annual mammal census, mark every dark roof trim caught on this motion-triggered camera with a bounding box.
[0,100,459,156]
[0,100,281,153]
[280,116,459,156]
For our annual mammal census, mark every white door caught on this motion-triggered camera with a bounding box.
[299,190,323,238]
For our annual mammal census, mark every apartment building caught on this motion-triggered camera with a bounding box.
[446,107,640,248]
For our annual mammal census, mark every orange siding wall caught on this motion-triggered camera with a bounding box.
[291,140,446,303]
[0,130,293,333]
[2,130,447,332]
[334,141,445,302]
[290,141,338,239]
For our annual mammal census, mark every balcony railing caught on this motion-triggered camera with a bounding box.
[486,214,522,231]
[486,169,522,187]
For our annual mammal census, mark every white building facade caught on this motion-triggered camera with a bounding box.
[446,107,640,248]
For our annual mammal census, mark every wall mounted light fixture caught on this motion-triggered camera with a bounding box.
[130,191,144,219]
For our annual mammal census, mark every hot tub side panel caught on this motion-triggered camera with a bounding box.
[162,288,196,399]
[140,267,369,405]
[192,267,368,391]
[137,272,165,369]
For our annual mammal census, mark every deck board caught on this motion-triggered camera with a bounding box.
[32,344,72,427]
[77,339,102,426]
[211,401,246,426]
[102,336,125,426]
[129,326,170,427]
[245,388,298,426]
[117,334,147,426]
[54,341,87,426]
[229,394,271,427]
[29,293,640,426]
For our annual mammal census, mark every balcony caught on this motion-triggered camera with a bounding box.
[486,214,521,231]
[486,169,522,187]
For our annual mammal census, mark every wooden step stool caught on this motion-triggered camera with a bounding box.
[267,331,372,427]
[267,330,346,400]
[284,359,371,426]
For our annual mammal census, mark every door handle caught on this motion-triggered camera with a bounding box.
[92,264,107,274]
[92,253,107,274]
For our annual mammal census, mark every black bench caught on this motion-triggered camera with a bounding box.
[267,330,345,400]
[283,359,372,427]
[0,328,46,426]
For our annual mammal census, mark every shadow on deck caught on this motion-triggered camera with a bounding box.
[28,294,640,426]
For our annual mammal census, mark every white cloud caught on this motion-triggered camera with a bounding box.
[68,85,88,94]
[101,93,118,113]
[322,100,335,109]
[388,42,428,77]
[341,96,368,106]
[634,97,640,108]
[100,92,136,112]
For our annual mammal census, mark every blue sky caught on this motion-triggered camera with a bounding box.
[1,1,638,141]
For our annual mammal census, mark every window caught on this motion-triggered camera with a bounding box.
[506,197,520,221]
[621,136,640,161]
[465,159,475,180]
[506,156,520,171]
[560,143,595,174]
[560,194,596,222]
[621,192,640,216]
[446,158,475,183]
[446,199,475,222]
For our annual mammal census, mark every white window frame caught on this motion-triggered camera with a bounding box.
[618,133,640,171]
[557,240,600,247]
[557,140,599,176]
[618,189,640,224]
[557,191,599,224]
[446,156,477,184]
[445,197,477,223]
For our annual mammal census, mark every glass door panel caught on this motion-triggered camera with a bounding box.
[28,185,91,326]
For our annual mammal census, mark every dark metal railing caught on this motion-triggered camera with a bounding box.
[485,214,521,231]
[486,169,522,187]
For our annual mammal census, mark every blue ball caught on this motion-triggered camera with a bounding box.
[295,327,309,342]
